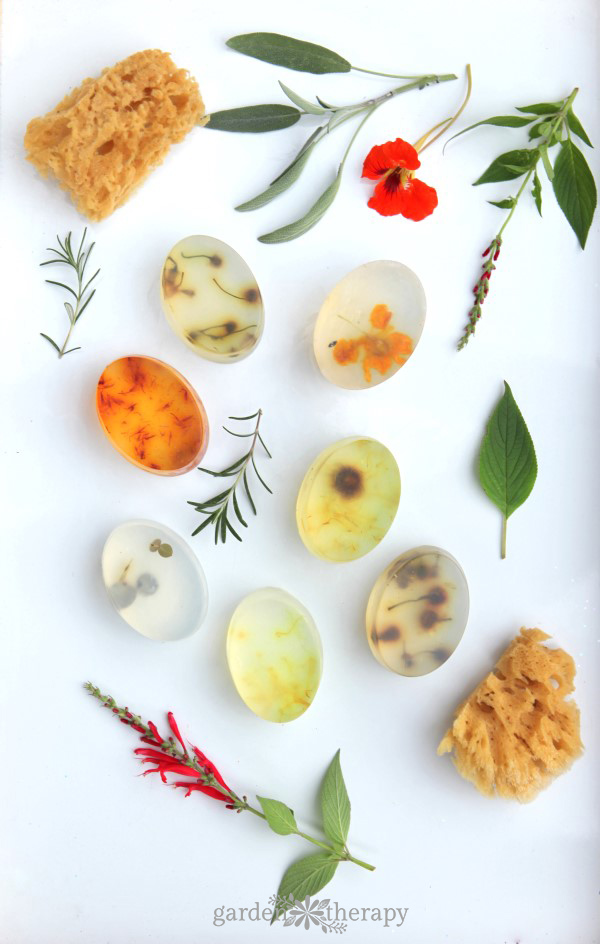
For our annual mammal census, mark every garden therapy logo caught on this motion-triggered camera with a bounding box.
[213,898,409,931]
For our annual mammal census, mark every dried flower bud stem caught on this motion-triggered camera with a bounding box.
[457,236,502,349]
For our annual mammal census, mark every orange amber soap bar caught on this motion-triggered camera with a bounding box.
[96,356,208,475]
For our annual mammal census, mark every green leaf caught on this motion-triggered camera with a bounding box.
[551,139,597,248]
[479,382,537,559]
[516,102,562,115]
[258,168,342,243]
[448,115,533,146]
[206,105,300,133]
[532,171,542,216]
[271,854,339,923]
[40,333,61,354]
[320,750,351,847]
[528,120,551,141]
[279,82,326,115]
[474,149,535,185]
[257,797,298,835]
[566,109,593,148]
[226,32,351,74]
[538,142,554,181]
[236,128,322,211]
[488,198,516,209]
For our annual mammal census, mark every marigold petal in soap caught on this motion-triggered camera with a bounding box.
[313,261,426,389]
[296,436,401,562]
[366,546,469,676]
[226,588,322,723]
[96,355,208,474]
[160,235,264,362]
[102,520,208,641]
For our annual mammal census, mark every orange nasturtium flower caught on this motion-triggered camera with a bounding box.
[333,304,413,383]
[362,138,438,220]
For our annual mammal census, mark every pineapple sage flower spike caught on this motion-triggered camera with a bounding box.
[205,31,458,242]
[84,683,375,921]
[363,65,472,219]
[451,88,597,349]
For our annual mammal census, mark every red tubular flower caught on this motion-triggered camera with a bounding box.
[362,138,438,221]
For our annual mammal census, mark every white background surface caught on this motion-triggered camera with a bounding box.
[1,1,599,941]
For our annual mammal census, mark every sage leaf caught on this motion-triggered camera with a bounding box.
[271,854,339,923]
[226,32,351,74]
[258,167,342,243]
[479,381,537,559]
[279,82,327,115]
[257,796,298,835]
[516,102,561,115]
[320,750,351,847]
[551,140,597,248]
[532,171,542,216]
[474,149,535,185]
[206,105,300,133]
[566,109,593,148]
[488,198,516,209]
[236,132,321,211]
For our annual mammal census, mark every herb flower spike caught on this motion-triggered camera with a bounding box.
[84,683,375,920]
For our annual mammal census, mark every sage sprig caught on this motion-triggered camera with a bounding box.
[40,229,100,358]
[478,382,538,559]
[188,409,271,544]
[205,32,457,242]
[454,89,596,348]
[85,685,374,921]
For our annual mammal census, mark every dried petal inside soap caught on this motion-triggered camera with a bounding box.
[160,236,264,363]
[296,437,400,562]
[226,588,322,723]
[366,546,469,676]
[437,628,583,802]
[313,261,426,390]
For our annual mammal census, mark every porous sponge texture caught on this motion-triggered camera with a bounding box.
[438,628,582,802]
[24,50,205,221]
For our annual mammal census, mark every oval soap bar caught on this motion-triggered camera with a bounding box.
[296,436,400,562]
[366,546,469,677]
[160,235,264,362]
[313,261,426,389]
[102,520,208,641]
[96,355,208,474]
[226,588,322,723]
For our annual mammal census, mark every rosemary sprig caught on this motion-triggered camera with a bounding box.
[188,410,271,544]
[40,229,100,358]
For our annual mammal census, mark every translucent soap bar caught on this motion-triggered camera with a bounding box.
[296,436,400,562]
[366,546,469,677]
[96,355,208,474]
[160,235,264,362]
[226,588,322,723]
[313,261,426,389]
[102,520,209,641]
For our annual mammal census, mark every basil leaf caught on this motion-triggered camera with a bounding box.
[516,102,562,115]
[206,105,300,133]
[271,854,339,923]
[320,750,351,847]
[488,198,516,209]
[279,82,327,115]
[236,129,322,212]
[257,796,298,835]
[448,115,533,146]
[479,382,537,559]
[551,140,597,249]
[532,171,543,216]
[258,167,342,243]
[226,32,351,74]
[566,109,593,148]
[474,149,535,185]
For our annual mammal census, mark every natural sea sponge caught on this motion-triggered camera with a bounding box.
[24,49,205,221]
[438,628,582,801]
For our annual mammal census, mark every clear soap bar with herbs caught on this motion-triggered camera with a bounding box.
[366,546,469,677]
[102,520,208,641]
[313,260,426,389]
[160,235,264,362]
[296,436,400,562]
[226,588,322,723]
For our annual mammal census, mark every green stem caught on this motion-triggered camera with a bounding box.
[501,516,507,560]
[352,65,454,81]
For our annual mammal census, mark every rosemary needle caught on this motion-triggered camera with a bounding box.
[40,229,100,358]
